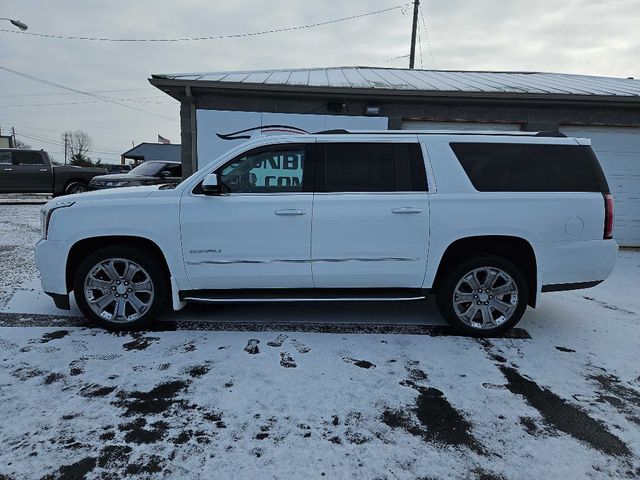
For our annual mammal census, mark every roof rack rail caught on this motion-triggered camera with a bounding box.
[535,131,566,137]
[314,129,350,134]
[312,129,568,137]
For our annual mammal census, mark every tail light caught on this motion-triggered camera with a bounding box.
[603,193,614,239]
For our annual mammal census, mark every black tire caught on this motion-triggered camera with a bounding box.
[436,255,528,337]
[73,246,168,331]
[64,180,88,195]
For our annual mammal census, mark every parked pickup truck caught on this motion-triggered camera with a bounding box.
[0,148,106,196]
[35,130,617,336]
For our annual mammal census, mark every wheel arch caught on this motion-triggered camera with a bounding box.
[66,235,171,293]
[431,235,538,307]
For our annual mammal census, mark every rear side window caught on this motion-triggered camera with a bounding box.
[315,143,427,192]
[13,151,44,166]
[450,143,609,192]
[0,151,11,165]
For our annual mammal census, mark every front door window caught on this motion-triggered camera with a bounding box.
[219,147,306,193]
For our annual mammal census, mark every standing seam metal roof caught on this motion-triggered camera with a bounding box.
[151,67,640,97]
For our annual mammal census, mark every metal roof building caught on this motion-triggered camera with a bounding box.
[150,67,640,246]
[152,67,640,98]
[121,142,181,164]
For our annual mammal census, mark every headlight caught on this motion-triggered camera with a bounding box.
[41,201,75,239]
[105,181,129,187]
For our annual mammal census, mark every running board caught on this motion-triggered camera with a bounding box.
[180,288,430,304]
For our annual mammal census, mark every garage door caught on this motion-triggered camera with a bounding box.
[561,126,640,247]
[401,120,521,131]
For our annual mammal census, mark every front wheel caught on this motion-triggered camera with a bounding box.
[436,255,528,337]
[73,246,168,330]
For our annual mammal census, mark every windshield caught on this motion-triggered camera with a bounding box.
[129,162,165,176]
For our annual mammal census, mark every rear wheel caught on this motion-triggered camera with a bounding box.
[65,181,88,195]
[73,246,168,330]
[436,255,528,337]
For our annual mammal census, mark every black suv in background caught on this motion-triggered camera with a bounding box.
[89,161,182,190]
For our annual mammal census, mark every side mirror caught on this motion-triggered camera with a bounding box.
[202,173,222,195]
[160,170,171,178]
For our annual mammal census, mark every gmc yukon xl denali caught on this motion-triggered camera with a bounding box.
[35,131,617,336]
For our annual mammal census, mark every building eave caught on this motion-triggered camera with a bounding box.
[148,77,640,108]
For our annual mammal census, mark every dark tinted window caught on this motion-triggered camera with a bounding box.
[130,162,165,176]
[163,164,182,177]
[13,151,44,165]
[315,143,427,192]
[104,164,132,173]
[218,145,307,193]
[0,151,11,165]
[450,143,609,192]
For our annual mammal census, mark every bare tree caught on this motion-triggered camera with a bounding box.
[62,130,93,162]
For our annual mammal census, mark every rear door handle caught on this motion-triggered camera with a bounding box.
[3,168,12,172]
[392,207,423,214]
[275,209,306,216]
[40,168,48,172]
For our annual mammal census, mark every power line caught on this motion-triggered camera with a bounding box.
[417,14,424,69]
[1,120,140,143]
[0,4,409,42]
[0,87,152,97]
[16,133,121,160]
[0,97,176,107]
[15,129,123,155]
[419,5,437,69]
[0,65,176,121]
[378,54,411,64]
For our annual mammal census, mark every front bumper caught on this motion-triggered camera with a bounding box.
[35,238,70,296]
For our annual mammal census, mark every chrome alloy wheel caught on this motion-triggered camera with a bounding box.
[83,258,154,323]
[65,182,87,194]
[452,267,519,330]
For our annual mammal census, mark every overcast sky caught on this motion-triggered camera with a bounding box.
[1,0,638,163]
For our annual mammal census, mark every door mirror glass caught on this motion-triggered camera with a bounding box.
[202,173,221,195]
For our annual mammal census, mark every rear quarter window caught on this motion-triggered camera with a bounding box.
[13,151,45,166]
[450,143,609,192]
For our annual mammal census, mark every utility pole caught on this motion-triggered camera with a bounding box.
[11,127,16,148]
[64,132,68,164]
[409,0,420,69]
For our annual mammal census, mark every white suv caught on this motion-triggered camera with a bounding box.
[35,131,617,336]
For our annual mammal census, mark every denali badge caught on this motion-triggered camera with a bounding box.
[190,249,222,254]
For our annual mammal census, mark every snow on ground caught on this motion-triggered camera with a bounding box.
[0,204,639,480]
[0,204,42,309]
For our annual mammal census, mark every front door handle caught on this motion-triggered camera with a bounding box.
[275,209,306,216]
[40,168,48,172]
[392,207,423,214]
[3,168,12,172]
